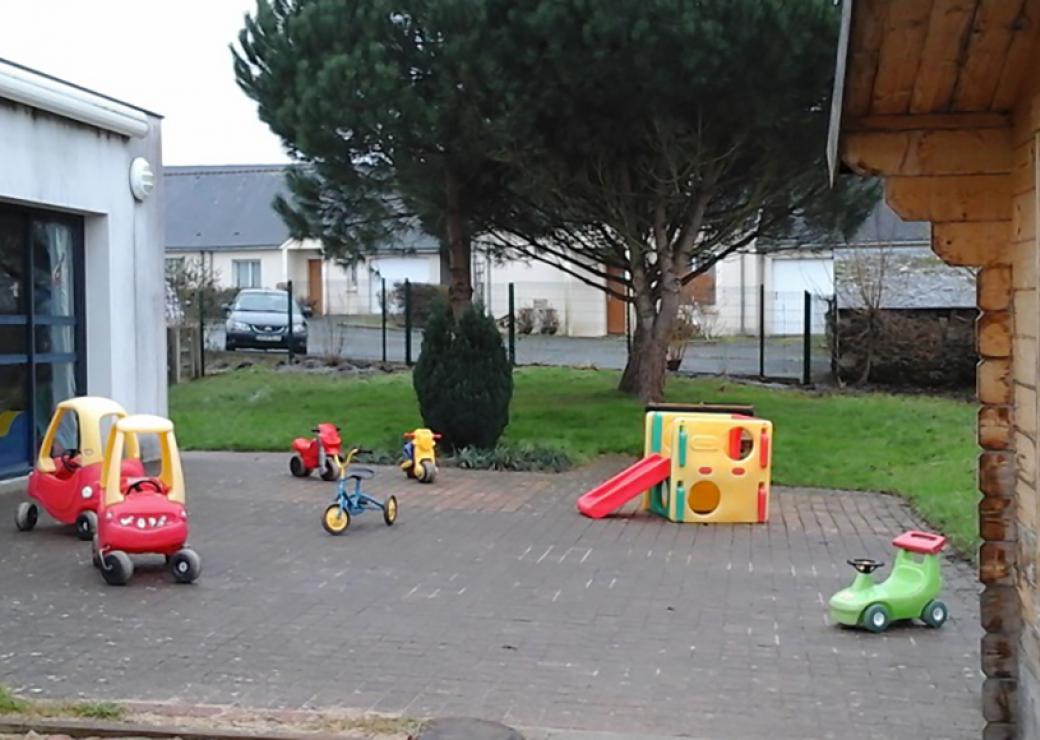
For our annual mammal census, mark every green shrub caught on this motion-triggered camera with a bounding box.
[414,301,513,449]
[456,443,572,472]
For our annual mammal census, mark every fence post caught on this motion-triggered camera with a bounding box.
[758,283,765,379]
[197,286,205,378]
[802,290,812,386]
[508,282,516,366]
[404,279,412,366]
[381,277,388,363]
[287,280,295,365]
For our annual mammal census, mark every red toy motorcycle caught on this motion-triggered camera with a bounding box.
[290,422,343,481]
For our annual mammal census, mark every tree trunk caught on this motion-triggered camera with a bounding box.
[619,321,670,401]
[445,171,473,318]
[618,266,682,402]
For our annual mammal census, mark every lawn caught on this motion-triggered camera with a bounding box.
[170,366,978,552]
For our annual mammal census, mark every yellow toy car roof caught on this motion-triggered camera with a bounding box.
[116,414,174,434]
[56,396,129,418]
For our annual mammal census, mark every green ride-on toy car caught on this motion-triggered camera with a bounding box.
[829,530,949,633]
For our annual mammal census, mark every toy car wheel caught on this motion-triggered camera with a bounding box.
[100,551,134,586]
[921,599,949,628]
[418,462,437,484]
[322,504,350,535]
[320,459,338,481]
[383,495,398,526]
[861,603,891,633]
[289,455,310,478]
[75,510,97,541]
[14,502,38,532]
[169,548,202,584]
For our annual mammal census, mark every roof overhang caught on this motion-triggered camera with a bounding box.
[0,58,151,138]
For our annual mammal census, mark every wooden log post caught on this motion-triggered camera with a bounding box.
[880,168,1020,739]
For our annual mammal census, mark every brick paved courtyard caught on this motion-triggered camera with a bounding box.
[1,453,982,739]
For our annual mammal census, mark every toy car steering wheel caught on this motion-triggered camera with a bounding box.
[127,479,163,494]
[59,448,82,472]
[847,558,884,574]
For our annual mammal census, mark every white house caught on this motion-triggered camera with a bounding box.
[164,165,440,315]
[0,59,165,479]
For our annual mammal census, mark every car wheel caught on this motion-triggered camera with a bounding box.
[75,510,97,541]
[15,502,38,532]
[861,603,891,633]
[921,599,948,628]
[100,551,134,586]
[289,455,310,478]
[225,340,235,352]
[169,548,202,584]
[383,495,398,526]
[322,504,350,535]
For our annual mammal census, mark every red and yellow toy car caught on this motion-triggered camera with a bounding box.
[16,397,144,540]
[290,422,343,481]
[92,414,200,586]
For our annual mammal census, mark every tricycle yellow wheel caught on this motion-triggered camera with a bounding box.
[322,504,350,535]
[384,495,398,526]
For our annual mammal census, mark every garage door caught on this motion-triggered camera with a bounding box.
[770,258,833,335]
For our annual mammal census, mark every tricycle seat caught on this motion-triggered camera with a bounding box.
[346,466,375,481]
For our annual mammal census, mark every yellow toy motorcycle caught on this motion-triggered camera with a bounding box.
[401,428,440,483]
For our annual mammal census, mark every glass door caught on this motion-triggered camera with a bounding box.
[0,205,84,478]
[0,211,30,477]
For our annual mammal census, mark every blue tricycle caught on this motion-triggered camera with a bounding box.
[321,446,398,535]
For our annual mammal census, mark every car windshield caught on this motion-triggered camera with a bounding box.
[234,292,302,314]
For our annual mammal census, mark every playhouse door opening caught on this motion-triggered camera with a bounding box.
[689,480,721,515]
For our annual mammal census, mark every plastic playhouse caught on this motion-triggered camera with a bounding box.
[577,404,773,523]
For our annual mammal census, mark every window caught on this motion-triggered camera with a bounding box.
[348,262,359,291]
[233,260,261,288]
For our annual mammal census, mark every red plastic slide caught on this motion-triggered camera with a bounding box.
[576,454,672,519]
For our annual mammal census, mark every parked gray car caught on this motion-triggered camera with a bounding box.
[223,288,309,353]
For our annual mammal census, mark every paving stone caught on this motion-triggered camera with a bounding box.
[0,452,982,739]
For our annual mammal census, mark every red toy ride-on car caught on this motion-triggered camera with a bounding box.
[290,422,343,481]
[92,414,200,586]
[18,397,144,540]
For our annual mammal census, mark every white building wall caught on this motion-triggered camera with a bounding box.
[0,100,165,417]
[182,249,283,290]
[481,256,606,337]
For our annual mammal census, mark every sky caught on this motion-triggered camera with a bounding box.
[0,0,290,165]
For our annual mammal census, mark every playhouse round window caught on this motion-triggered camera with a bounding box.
[727,427,754,461]
[689,480,721,515]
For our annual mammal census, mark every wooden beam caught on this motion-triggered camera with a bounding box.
[910,0,978,112]
[871,0,935,115]
[887,175,1012,221]
[843,128,1011,176]
[991,0,1040,110]
[933,221,1011,265]
[844,112,1010,131]
[952,0,1029,111]
[979,311,1013,358]
[979,404,1014,449]
[845,0,890,117]
[978,264,1012,310]
[979,358,1013,405]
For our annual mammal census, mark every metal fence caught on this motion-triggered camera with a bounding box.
[192,279,835,385]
